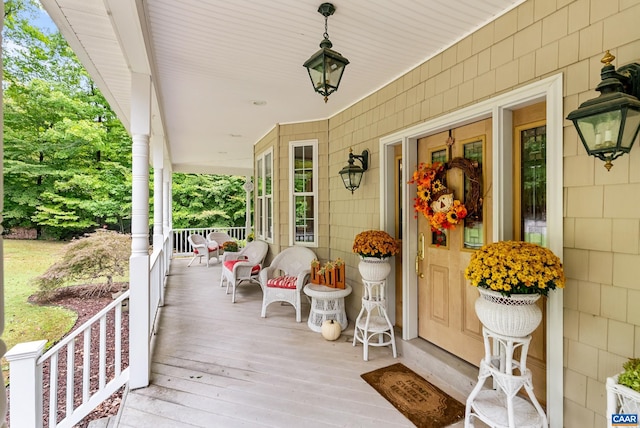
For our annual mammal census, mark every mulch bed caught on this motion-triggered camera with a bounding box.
[6,283,130,428]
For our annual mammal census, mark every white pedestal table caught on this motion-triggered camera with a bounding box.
[303,283,352,332]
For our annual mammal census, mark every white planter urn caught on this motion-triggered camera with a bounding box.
[358,257,391,282]
[607,374,640,427]
[475,287,542,337]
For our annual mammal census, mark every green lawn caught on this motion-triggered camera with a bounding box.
[2,240,78,378]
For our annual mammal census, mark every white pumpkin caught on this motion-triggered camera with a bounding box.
[321,319,341,341]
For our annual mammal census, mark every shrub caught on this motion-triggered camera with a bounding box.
[619,358,640,392]
[34,229,131,299]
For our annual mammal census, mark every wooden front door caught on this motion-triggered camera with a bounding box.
[417,118,493,366]
[415,105,548,404]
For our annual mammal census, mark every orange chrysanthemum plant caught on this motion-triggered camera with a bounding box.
[352,230,400,259]
[408,162,468,233]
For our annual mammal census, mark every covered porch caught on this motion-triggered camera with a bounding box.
[10,0,639,425]
[115,257,473,427]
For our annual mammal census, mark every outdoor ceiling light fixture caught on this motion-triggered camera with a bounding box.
[567,50,640,170]
[339,148,369,193]
[303,3,349,103]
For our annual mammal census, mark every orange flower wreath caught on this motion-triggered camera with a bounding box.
[408,162,468,232]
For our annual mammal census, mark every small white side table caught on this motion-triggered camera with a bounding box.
[352,279,397,361]
[303,283,352,332]
[465,327,547,427]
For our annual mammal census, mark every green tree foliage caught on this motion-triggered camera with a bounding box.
[172,173,246,229]
[3,1,248,237]
[3,0,132,239]
[33,230,131,298]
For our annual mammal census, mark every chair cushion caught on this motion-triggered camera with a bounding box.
[266,275,298,289]
[223,259,260,274]
[194,244,218,255]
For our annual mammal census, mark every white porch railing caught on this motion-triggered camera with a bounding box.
[6,292,130,428]
[173,226,247,256]
[6,234,171,428]
[149,237,170,336]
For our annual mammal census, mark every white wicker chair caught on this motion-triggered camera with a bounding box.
[207,231,233,250]
[259,246,317,322]
[187,234,220,267]
[220,240,268,303]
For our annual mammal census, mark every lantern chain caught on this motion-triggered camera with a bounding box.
[324,14,329,40]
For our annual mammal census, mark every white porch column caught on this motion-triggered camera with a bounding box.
[0,3,9,423]
[244,175,253,239]
[162,168,172,268]
[162,167,171,236]
[129,73,152,389]
[152,135,164,251]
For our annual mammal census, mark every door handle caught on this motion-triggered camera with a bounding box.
[416,232,425,278]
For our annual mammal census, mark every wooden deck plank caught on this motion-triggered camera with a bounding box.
[115,258,425,427]
[137,375,410,428]
[118,394,260,427]
[152,334,395,386]
[148,362,408,425]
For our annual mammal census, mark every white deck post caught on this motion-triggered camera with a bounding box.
[152,137,165,308]
[166,168,173,231]
[5,340,47,428]
[0,3,8,426]
[245,175,252,238]
[152,135,164,251]
[163,168,170,237]
[163,168,172,268]
[129,72,151,389]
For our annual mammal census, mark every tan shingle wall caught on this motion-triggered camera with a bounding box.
[277,121,330,262]
[331,1,640,424]
[254,126,278,261]
[255,0,640,423]
[255,121,331,262]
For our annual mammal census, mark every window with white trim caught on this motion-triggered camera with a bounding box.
[290,140,317,246]
[256,149,273,242]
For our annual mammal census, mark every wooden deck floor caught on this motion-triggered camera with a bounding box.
[115,258,467,427]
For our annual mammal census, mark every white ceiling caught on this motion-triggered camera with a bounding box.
[40,0,525,175]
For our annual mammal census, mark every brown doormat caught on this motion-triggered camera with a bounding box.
[361,363,465,427]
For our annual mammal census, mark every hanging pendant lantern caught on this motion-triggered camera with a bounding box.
[303,3,350,103]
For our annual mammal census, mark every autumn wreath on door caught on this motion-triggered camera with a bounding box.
[408,156,482,241]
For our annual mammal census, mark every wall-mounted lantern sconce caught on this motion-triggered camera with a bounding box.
[566,50,640,170]
[339,148,369,193]
[303,3,350,103]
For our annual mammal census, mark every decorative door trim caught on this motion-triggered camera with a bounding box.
[380,73,563,427]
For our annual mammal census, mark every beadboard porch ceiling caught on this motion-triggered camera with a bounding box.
[40,0,524,176]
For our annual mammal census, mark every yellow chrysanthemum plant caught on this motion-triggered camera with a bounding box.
[352,230,401,259]
[464,241,566,297]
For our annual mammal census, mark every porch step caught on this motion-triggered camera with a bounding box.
[396,330,479,404]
